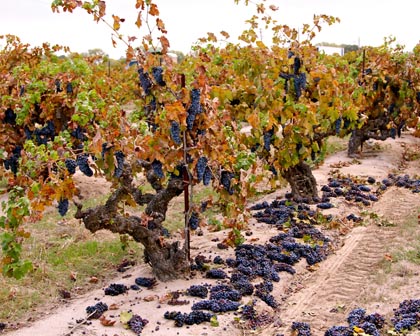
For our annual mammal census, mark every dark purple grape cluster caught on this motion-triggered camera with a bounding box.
[186,284,208,299]
[34,121,55,145]
[0,322,6,331]
[203,166,212,185]
[134,277,157,289]
[86,301,108,319]
[104,283,128,296]
[210,284,242,302]
[263,128,274,151]
[294,73,307,99]
[170,121,182,145]
[324,326,353,336]
[347,308,366,327]
[205,268,227,279]
[392,299,420,332]
[76,153,93,177]
[127,314,149,334]
[191,299,240,313]
[213,256,224,264]
[151,160,164,179]
[291,321,311,336]
[114,151,125,178]
[58,198,69,216]
[196,156,208,181]
[152,66,166,86]
[138,68,152,95]
[317,202,334,209]
[326,307,385,336]
[164,310,214,327]
[186,89,202,130]
[221,171,234,195]
[66,82,73,94]
[335,117,342,135]
[55,79,62,93]
[189,212,200,230]
[65,158,77,174]
[4,107,16,124]
[4,145,21,175]
[255,280,278,308]
[70,126,87,142]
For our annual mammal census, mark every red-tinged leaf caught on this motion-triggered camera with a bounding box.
[128,36,137,42]
[159,35,170,54]
[149,3,159,16]
[112,15,121,31]
[111,38,117,48]
[156,18,167,33]
[99,315,116,326]
[269,5,279,11]
[135,12,142,28]
[135,0,144,9]
[98,1,106,18]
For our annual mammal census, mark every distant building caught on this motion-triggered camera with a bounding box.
[317,45,345,56]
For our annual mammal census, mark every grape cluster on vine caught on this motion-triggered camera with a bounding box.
[76,153,93,177]
[114,151,125,178]
[57,198,69,216]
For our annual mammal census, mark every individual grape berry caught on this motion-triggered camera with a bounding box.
[127,314,149,334]
[151,160,164,179]
[65,158,77,175]
[196,157,208,181]
[138,68,152,95]
[58,198,69,216]
[76,154,93,177]
[189,212,200,230]
[205,269,227,279]
[186,285,208,299]
[86,301,108,319]
[203,166,212,186]
[114,151,125,178]
[152,66,166,86]
[170,121,182,145]
[104,283,128,296]
[134,277,158,289]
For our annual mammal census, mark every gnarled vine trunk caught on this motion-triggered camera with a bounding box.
[74,161,190,281]
[282,161,318,201]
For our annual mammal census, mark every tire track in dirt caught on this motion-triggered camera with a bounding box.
[275,188,420,335]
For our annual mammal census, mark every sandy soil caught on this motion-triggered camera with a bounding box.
[3,133,420,336]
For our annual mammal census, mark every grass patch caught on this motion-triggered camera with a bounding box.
[0,193,143,323]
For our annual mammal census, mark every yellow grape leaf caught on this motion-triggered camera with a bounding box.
[120,311,133,327]
[135,12,142,28]
[112,15,121,31]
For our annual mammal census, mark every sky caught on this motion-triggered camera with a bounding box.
[1,0,419,59]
